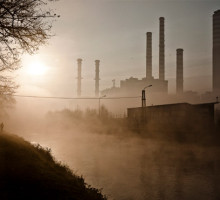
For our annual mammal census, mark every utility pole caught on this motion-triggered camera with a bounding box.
[98,95,106,116]
[142,85,152,107]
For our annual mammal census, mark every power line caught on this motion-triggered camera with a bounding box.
[11,94,141,100]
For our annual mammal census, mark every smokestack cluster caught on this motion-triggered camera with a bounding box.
[159,17,165,81]
[146,32,152,79]
[76,59,101,97]
[95,60,100,97]
[176,49,184,93]
[145,17,185,95]
[146,18,166,81]
[77,58,82,97]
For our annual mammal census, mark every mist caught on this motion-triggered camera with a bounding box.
[2,0,220,199]
[4,103,220,200]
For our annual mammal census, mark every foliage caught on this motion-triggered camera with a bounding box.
[0,0,59,110]
[45,107,130,136]
[0,132,107,200]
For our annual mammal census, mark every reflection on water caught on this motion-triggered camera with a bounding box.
[23,131,220,200]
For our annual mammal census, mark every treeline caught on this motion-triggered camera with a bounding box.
[45,107,220,145]
[45,107,129,135]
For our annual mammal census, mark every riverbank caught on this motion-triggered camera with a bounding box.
[0,132,107,200]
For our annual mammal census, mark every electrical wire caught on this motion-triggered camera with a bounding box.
[11,94,141,100]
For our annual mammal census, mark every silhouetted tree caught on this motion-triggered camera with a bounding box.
[0,0,59,112]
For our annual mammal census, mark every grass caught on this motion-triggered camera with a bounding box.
[0,132,107,200]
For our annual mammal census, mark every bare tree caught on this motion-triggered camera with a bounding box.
[0,0,59,112]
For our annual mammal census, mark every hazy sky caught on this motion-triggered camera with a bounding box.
[16,0,220,97]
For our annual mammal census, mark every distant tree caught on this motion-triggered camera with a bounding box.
[100,105,110,119]
[0,0,59,113]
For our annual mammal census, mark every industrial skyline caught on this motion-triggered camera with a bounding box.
[3,2,220,200]
[16,0,220,99]
[101,17,169,98]
[76,10,219,101]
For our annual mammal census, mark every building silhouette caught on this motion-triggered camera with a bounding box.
[127,102,217,131]
[101,17,168,98]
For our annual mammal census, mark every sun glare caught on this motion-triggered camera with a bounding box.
[27,60,48,76]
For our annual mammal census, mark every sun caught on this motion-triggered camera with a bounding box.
[27,60,48,76]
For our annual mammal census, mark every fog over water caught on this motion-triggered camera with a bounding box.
[1,0,220,199]
[6,109,220,200]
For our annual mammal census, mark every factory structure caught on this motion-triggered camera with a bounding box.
[73,10,220,129]
[75,10,220,109]
[99,17,187,103]
[75,17,172,99]
[100,10,220,105]
[76,59,101,97]
[126,9,220,130]
[128,101,218,131]
[195,9,220,104]
[101,17,170,98]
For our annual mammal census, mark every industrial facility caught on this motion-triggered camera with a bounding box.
[127,101,218,131]
[99,17,186,100]
[75,10,220,111]
[76,59,101,97]
[101,17,169,98]
[126,9,220,131]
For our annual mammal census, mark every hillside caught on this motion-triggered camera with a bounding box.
[0,132,107,200]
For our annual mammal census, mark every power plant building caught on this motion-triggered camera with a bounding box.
[127,102,218,131]
[101,17,168,98]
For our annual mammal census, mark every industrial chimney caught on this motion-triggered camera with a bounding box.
[95,60,100,97]
[213,10,220,92]
[159,17,165,81]
[146,32,153,79]
[176,49,184,94]
[77,58,82,97]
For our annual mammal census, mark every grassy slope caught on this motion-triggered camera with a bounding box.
[0,132,107,200]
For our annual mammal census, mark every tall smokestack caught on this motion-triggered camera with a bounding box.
[213,10,220,91]
[176,49,184,94]
[77,58,82,97]
[159,17,165,80]
[146,32,152,79]
[95,60,100,97]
